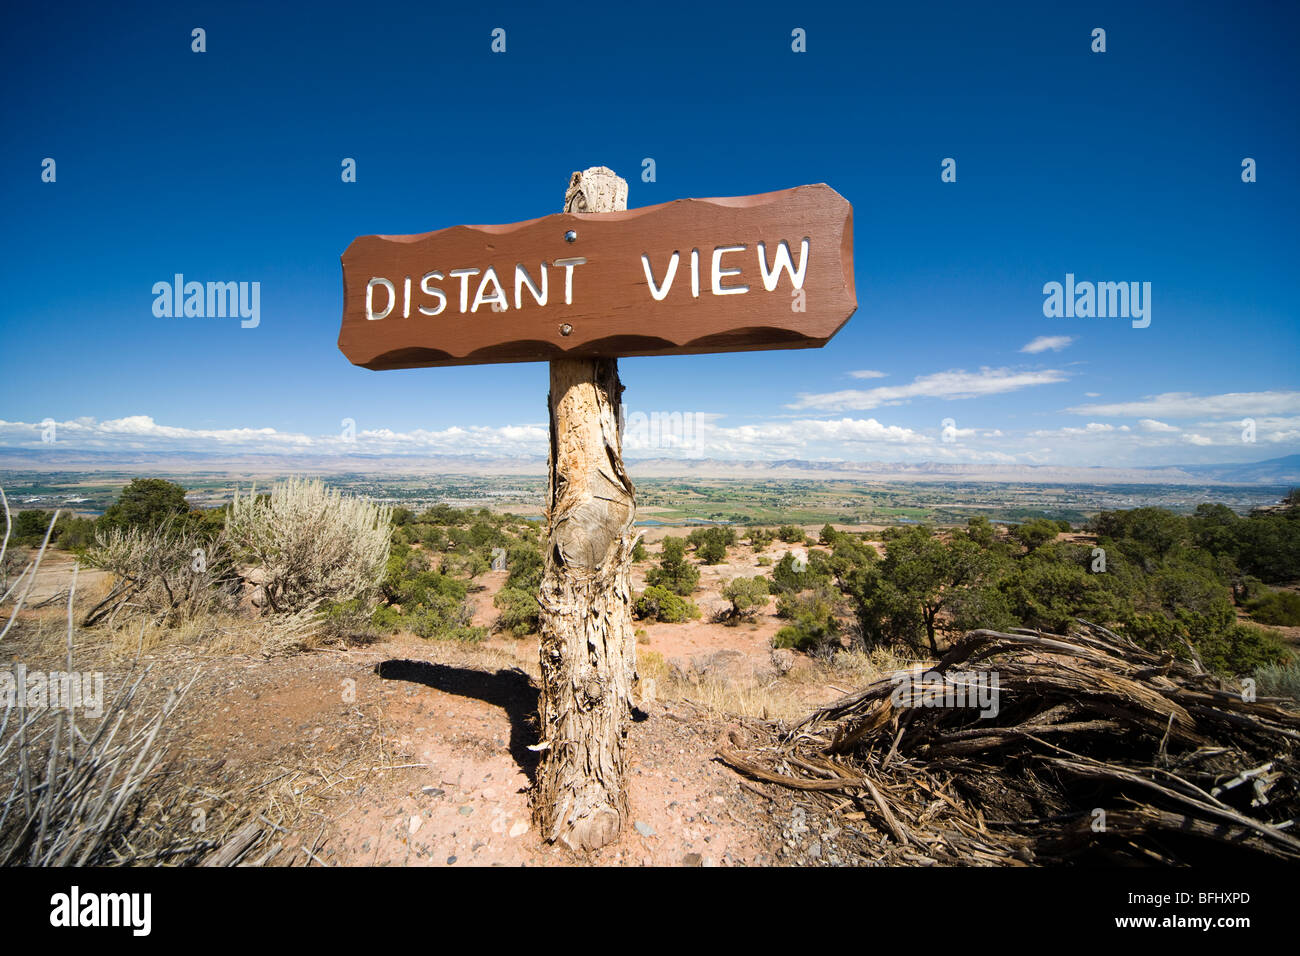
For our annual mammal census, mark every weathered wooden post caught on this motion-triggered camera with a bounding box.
[533,167,636,851]
[337,169,856,853]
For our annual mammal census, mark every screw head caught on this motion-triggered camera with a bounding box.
[559,323,573,336]
[564,230,577,243]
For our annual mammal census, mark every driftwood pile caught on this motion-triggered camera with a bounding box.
[718,622,1300,864]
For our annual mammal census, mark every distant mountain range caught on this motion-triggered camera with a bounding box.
[2,447,1298,486]
[1164,455,1300,484]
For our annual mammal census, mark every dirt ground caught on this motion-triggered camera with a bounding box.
[164,638,809,867]
[3,541,865,867]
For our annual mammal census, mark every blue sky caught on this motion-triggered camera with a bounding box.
[2,0,1297,467]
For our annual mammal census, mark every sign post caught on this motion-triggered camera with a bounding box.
[339,167,855,851]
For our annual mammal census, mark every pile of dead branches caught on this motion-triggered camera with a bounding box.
[718,622,1300,864]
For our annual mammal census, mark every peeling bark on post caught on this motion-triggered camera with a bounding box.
[534,167,637,852]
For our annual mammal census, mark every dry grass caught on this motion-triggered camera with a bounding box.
[792,646,919,689]
[0,491,271,866]
[12,605,323,665]
[1256,658,1300,703]
[636,644,920,722]
[103,612,319,660]
[0,510,238,865]
[0,663,210,865]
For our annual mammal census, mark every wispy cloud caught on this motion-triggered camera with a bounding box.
[4,401,1296,469]
[690,417,931,458]
[789,367,1069,412]
[0,416,549,457]
[0,413,936,462]
[1138,419,1180,433]
[848,369,888,379]
[1067,390,1300,419]
[1029,422,1125,438]
[1020,335,1074,354]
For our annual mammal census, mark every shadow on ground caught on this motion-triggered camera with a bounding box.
[374,659,541,781]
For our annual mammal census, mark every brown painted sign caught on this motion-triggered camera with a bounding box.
[338,183,855,370]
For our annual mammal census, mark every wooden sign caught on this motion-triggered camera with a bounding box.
[338,183,856,370]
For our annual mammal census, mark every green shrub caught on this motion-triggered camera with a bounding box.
[688,525,736,548]
[1009,518,1060,552]
[1196,622,1289,676]
[1003,559,1119,634]
[1122,611,1288,676]
[440,551,489,579]
[53,514,98,551]
[689,526,731,564]
[320,597,381,643]
[1254,658,1300,703]
[646,537,699,596]
[493,586,540,636]
[777,525,805,544]
[966,516,996,548]
[945,582,1018,634]
[419,525,448,551]
[634,585,700,623]
[720,576,769,623]
[371,542,482,641]
[769,550,832,594]
[1232,575,1266,605]
[372,589,483,641]
[1246,589,1300,626]
[100,478,192,532]
[772,588,840,652]
[503,542,543,591]
[11,509,56,547]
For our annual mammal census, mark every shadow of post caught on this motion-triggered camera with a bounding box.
[373,659,541,782]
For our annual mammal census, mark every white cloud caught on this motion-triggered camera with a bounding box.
[4,400,1296,470]
[789,367,1069,412]
[1020,335,1075,354]
[848,369,887,379]
[1138,419,1180,433]
[671,417,932,459]
[1180,416,1300,445]
[1067,390,1300,419]
[0,416,314,448]
[0,416,549,457]
[1030,422,1115,437]
[0,412,943,463]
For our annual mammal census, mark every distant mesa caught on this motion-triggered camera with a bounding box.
[0,447,1297,486]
